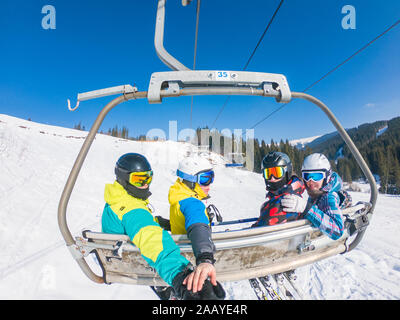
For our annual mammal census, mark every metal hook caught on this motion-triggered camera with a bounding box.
[66,84,137,111]
[67,98,80,111]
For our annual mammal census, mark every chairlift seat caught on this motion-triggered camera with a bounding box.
[75,202,370,286]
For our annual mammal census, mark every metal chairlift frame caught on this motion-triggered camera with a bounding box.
[58,0,378,286]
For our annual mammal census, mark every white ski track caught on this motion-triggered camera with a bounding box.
[1,114,400,300]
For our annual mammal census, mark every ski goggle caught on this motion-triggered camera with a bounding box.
[177,169,215,186]
[263,166,286,180]
[302,171,326,182]
[129,170,153,187]
[197,170,215,186]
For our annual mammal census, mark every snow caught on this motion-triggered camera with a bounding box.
[334,146,345,164]
[289,135,321,149]
[1,113,399,300]
[376,125,388,137]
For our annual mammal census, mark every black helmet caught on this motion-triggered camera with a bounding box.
[116,153,151,174]
[115,153,152,200]
[261,151,292,191]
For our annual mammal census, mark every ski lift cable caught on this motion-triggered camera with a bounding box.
[242,0,285,71]
[210,0,285,129]
[190,0,201,129]
[249,18,400,131]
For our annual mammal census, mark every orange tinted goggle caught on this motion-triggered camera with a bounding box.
[129,171,153,187]
[263,166,286,180]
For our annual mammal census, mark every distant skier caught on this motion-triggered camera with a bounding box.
[168,156,225,298]
[252,151,306,227]
[281,153,351,240]
[101,153,224,299]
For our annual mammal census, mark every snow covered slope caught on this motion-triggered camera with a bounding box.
[1,114,399,300]
[289,135,321,149]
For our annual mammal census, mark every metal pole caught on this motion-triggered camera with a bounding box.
[154,0,190,71]
[57,91,146,283]
[291,92,378,251]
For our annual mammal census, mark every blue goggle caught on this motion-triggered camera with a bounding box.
[177,169,215,186]
[302,171,326,182]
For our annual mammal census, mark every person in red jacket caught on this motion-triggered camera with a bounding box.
[252,152,306,227]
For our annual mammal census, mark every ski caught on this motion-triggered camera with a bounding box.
[249,278,268,300]
[258,276,282,300]
[274,273,294,300]
[282,271,303,300]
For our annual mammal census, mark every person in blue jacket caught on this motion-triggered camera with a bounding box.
[168,156,220,294]
[101,153,224,300]
[281,153,350,240]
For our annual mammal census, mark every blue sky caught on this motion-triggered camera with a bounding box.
[1,0,399,142]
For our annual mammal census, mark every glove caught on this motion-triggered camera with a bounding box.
[155,215,171,231]
[172,264,196,299]
[198,279,226,300]
[281,194,308,213]
[172,264,226,300]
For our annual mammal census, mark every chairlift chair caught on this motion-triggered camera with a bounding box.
[225,152,245,168]
[59,0,378,286]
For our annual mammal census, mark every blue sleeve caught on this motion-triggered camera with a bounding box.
[305,193,344,240]
[178,197,209,230]
[178,198,215,262]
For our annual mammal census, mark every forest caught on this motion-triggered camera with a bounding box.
[74,116,400,194]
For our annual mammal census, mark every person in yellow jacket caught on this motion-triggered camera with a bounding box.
[168,156,220,293]
[101,153,225,300]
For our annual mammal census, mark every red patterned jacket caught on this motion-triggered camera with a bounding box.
[252,176,306,227]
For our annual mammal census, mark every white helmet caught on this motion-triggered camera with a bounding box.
[302,153,331,172]
[177,156,213,176]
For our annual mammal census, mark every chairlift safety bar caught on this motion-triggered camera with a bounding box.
[67,85,138,111]
[76,85,137,102]
[147,70,291,104]
[66,71,291,109]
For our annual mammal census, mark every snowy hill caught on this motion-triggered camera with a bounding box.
[1,113,399,300]
[289,135,321,149]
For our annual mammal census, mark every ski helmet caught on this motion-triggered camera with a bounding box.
[301,153,331,187]
[177,156,214,189]
[261,151,292,191]
[302,153,331,172]
[115,153,153,200]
